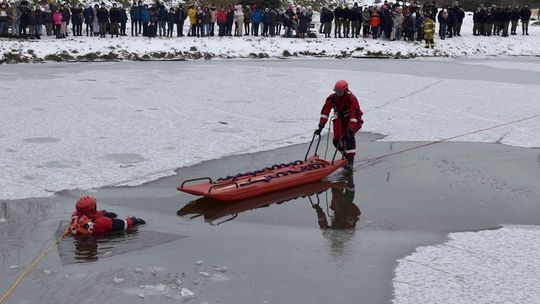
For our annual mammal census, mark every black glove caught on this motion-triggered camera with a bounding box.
[314,123,325,135]
[131,217,146,225]
[103,210,117,218]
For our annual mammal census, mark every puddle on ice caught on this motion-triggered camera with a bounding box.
[23,137,61,143]
[56,221,185,265]
[100,153,147,165]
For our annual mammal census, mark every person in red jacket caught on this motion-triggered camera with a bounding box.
[314,80,364,169]
[70,196,145,236]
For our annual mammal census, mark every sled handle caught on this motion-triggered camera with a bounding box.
[208,181,239,193]
[180,177,213,188]
[304,133,322,161]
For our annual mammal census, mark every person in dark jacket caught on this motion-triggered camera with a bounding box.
[130,1,139,36]
[96,4,109,38]
[60,3,70,37]
[452,4,464,36]
[119,5,127,35]
[167,7,175,37]
[510,5,520,35]
[176,4,187,37]
[34,5,44,39]
[321,6,334,38]
[157,3,167,36]
[520,5,531,35]
[148,4,158,37]
[71,4,83,36]
[83,4,94,36]
[225,4,233,36]
[109,3,120,37]
[350,3,361,38]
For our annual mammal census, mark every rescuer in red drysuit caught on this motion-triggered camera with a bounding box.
[70,196,146,236]
[314,80,364,169]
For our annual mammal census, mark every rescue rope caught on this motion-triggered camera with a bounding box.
[358,113,540,164]
[0,227,70,304]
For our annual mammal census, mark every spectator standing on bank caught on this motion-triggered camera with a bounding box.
[53,7,62,38]
[60,3,70,37]
[96,3,108,38]
[140,3,149,36]
[361,6,370,38]
[187,4,196,36]
[520,5,531,35]
[120,5,127,35]
[8,1,20,37]
[0,0,7,37]
[83,4,94,36]
[92,4,99,36]
[423,16,435,48]
[109,3,121,37]
[157,3,166,36]
[176,4,187,37]
[234,4,243,36]
[216,6,226,36]
[71,4,83,36]
[510,5,520,35]
[322,6,333,38]
[130,1,140,36]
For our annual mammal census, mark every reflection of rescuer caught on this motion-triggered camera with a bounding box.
[314,80,364,169]
[313,176,361,229]
[70,196,146,236]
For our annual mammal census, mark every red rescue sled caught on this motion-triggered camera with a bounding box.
[178,181,346,224]
[177,134,346,201]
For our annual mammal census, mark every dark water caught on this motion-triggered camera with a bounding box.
[51,132,540,304]
[55,221,184,265]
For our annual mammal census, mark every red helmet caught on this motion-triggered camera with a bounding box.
[334,80,349,92]
[76,196,97,216]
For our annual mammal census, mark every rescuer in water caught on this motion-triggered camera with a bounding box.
[70,196,146,236]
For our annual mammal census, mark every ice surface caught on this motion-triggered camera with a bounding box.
[1,59,539,200]
[393,225,540,304]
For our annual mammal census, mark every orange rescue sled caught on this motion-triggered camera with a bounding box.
[177,134,346,201]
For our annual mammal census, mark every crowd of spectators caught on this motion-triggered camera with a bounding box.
[0,0,534,43]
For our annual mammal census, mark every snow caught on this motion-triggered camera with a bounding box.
[0,13,539,62]
[393,225,540,304]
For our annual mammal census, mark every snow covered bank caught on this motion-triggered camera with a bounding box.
[1,15,539,63]
[393,225,540,304]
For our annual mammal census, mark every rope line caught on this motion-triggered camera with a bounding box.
[358,113,540,164]
[0,227,69,304]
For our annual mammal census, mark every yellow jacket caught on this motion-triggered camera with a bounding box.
[423,18,436,34]
[188,7,197,25]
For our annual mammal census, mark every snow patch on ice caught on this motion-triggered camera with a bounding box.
[393,225,540,304]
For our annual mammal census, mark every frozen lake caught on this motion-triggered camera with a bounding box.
[1,58,539,304]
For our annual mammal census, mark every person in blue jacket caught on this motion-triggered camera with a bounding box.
[251,5,263,36]
[140,4,150,36]
[83,4,94,36]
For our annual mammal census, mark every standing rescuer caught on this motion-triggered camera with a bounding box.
[70,196,146,236]
[315,80,364,169]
